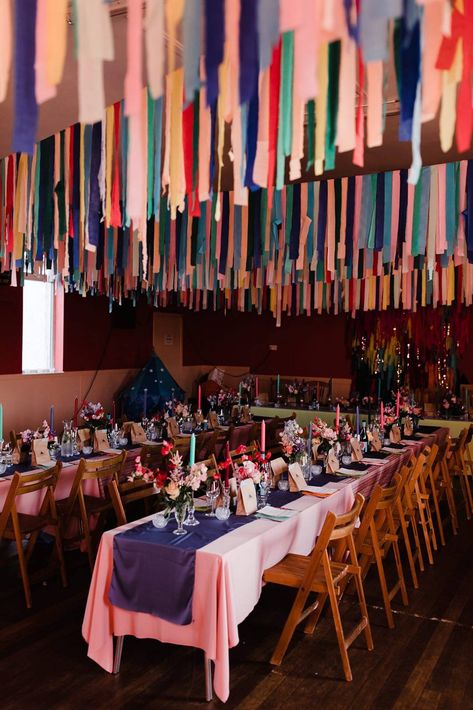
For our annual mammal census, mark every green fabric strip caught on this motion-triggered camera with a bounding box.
[325,40,341,172]
[276,31,294,190]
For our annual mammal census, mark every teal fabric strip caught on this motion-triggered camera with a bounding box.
[445,162,456,256]
[383,172,393,263]
[276,32,294,190]
[153,97,163,219]
[415,167,430,257]
[359,174,373,249]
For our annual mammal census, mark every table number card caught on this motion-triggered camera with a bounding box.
[131,423,148,445]
[208,411,219,429]
[31,439,51,466]
[288,462,307,492]
[167,417,180,438]
[351,438,363,462]
[326,449,340,473]
[236,478,258,516]
[270,457,288,487]
[390,425,401,443]
[94,429,110,452]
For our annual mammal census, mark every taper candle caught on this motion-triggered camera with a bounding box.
[356,406,360,436]
[198,385,202,411]
[335,404,340,431]
[276,374,280,395]
[50,405,54,433]
[396,390,400,418]
[380,401,385,429]
[261,419,266,453]
[143,388,148,418]
[189,433,196,466]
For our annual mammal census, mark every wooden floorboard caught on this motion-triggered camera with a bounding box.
[0,517,472,710]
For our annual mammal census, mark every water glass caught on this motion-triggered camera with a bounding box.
[205,481,219,517]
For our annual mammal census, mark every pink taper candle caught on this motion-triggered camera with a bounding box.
[335,404,340,431]
[396,390,400,418]
[198,385,202,410]
[380,401,384,429]
[261,419,266,453]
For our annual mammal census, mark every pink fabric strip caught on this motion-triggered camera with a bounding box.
[125,1,144,223]
[366,61,383,147]
[294,0,317,100]
[421,1,444,122]
[436,163,447,254]
[35,0,57,104]
[337,38,356,152]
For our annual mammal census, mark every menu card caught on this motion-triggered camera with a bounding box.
[167,417,180,438]
[390,425,401,443]
[94,429,110,452]
[270,456,288,487]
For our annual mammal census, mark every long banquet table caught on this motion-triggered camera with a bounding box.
[82,427,448,703]
[0,448,139,517]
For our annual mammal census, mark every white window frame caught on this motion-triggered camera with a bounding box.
[22,275,63,375]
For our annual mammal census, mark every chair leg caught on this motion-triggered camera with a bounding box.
[392,539,409,607]
[351,568,374,652]
[409,510,425,572]
[325,574,353,682]
[270,585,311,666]
[372,540,395,629]
[431,486,446,546]
[398,513,419,589]
[12,524,32,609]
[417,503,434,565]
[304,592,328,635]
[53,527,68,588]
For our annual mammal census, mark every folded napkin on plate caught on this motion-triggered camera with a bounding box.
[337,467,369,477]
[255,506,299,522]
[363,451,390,459]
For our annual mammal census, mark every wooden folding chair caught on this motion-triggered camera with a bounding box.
[413,445,438,560]
[448,428,473,519]
[392,457,426,589]
[263,494,373,681]
[139,443,165,470]
[0,462,67,608]
[431,439,458,537]
[171,436,191,465]
[355,474,409,629]
[56,451,126,570]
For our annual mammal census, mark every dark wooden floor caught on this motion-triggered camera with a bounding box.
[1,514,473,710]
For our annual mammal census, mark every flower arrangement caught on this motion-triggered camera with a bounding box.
[80,401,106,422]
[337,418,352,443]
[311,417,338,455]
[439,391,465,418]
[285,380,307,397]
[154,460,209,510]
[127,455,155,483]
[239,375,255,393]
[335,396,350,410]
[207,388,239,410]
[361,395,375,407]
[164,399,189,419]
[19,420,51,445]
[279,419,307,463]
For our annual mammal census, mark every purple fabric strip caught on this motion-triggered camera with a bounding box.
[239,0,259,105]
[204,0,224,107]
[375,172,385,251]
[345,176,355,267]
[12,0,38,155]
[317,181,328,261]
[109,513,255,625]
[88,122,102,248]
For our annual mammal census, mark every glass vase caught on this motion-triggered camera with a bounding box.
[184,493,199,527]
[173,504,188,536]
[61,420,74,458]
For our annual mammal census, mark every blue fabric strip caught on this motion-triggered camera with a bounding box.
[12,0,38,154]
[204,0,224,107]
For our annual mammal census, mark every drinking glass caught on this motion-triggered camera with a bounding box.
[173,504,188,536]
[184,492,200,526]
[205,480,219,517]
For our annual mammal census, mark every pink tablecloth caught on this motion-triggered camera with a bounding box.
[82,429,448,702]
[0,448,140,515]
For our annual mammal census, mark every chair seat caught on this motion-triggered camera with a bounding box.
[4,511,57,537]
[263,553,349,591]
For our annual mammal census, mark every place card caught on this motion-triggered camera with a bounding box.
[288,462,307,492]
[166,417,180,438]
[326,449,340,473]
[208,411,219,429]
[236,478,258,516]
[404,420,414,436]
[270,456,288,487]
[390,425,401,443]
[194,411,204,425]
[131,423,148,445]
[350,437,363,462]
[94,429,110,452]
[31,439,51,466]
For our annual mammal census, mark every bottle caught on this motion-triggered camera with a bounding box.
[360,420,369,454]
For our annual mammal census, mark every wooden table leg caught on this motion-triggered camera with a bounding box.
[204,654,213,702]
[113,636,124,674]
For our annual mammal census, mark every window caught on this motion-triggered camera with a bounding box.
[22,278,63,374]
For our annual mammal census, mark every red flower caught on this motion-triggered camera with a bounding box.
[161,440,173,456]
[235,445,246,454]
